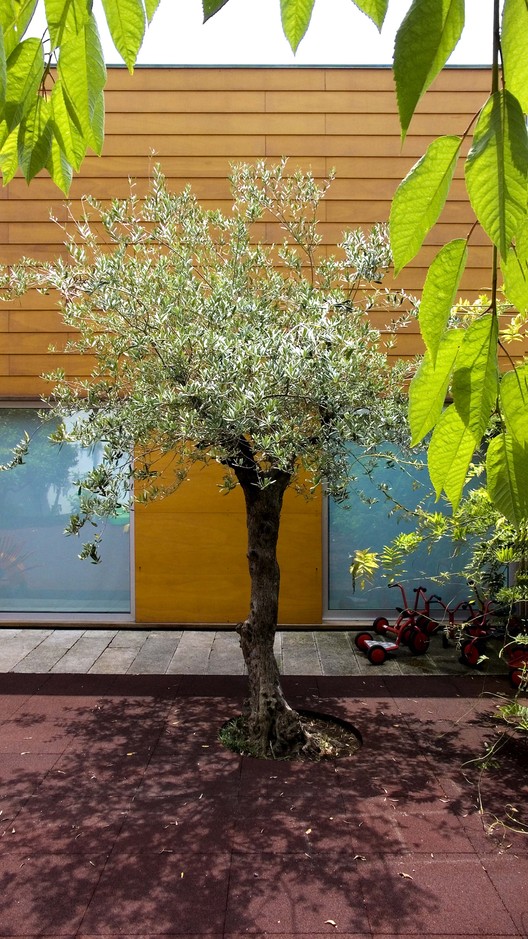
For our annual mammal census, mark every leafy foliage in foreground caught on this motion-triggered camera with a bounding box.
[0,0,164,193]
[279,1,528,529]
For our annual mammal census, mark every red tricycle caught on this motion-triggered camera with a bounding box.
[448,588,528,688]
[354,582,435,665]
[502,638,528,689]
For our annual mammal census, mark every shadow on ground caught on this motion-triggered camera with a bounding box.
[0,672,527,937]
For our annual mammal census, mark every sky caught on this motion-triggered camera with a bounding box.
[124,0,495,66]
[34,0,497,67]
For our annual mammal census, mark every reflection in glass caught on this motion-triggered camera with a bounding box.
[327,446,470,616]
[0,409,130,613]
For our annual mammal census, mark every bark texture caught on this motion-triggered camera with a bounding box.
[235,462,310,758]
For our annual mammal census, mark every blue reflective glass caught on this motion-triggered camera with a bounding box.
[0,409,130,613]
[327,447,470,615]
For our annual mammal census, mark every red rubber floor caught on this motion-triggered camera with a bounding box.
[0,671,527,938]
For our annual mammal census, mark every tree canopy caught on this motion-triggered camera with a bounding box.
[3,159,407,518]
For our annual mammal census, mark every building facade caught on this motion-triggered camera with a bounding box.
[0,66,494,625]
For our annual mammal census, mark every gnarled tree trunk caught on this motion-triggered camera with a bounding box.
[235,463,310,758]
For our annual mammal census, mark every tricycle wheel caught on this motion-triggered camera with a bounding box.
[408,630,430,655]
[367,644,386,665]
[510,668,525,689]
[415,614,434,634]
[373,616,389,634]
[355,631,372,651]
[460,638,484,669]
[504,643,528,669]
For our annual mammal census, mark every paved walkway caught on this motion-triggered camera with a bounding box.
[0,626,509,676]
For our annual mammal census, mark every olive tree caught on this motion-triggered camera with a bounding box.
[2,160,408,756]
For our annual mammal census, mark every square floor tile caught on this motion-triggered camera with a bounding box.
[80,850,230,934]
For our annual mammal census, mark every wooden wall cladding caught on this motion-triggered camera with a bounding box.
[0,66,493,397]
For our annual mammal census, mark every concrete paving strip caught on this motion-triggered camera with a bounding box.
[0,629,55,671]
[128,630,184,674]
[165,630,216,675]
[281,631,322,675]
[50,635,122,673]
[0,626,512,678]
[208,631,246,675]
[315,631,361,676]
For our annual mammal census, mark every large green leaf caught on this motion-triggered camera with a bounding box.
[4,36,43,132]
[44,0,91,49]
[428,403,477,509]
[144,0,161,24]
[408,328,463,445]
[500,364,528,445]
[202,0,230,23]
[101,0,145,72]
[58,14,106,154]
[280,0,315,53]
[502,213,528,313]
[0,123,19,184]
[394,0,464,140]
[18,95,52,181]
[0,118,8,149]
[502,0,528,114]
[45,132,73,194]
[90,88,104,154]
[0,27,6,108]
[350,0,389,29]
[390,135,461,275]
[452,313,498,442]
[1,0,38,57]
[465,90,528,258]
[51,79,86,171]
[487,431,528,525]
[419,238,467,363]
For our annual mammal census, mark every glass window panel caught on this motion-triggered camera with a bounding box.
[0,409,130,613]
[327,445,470,616]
